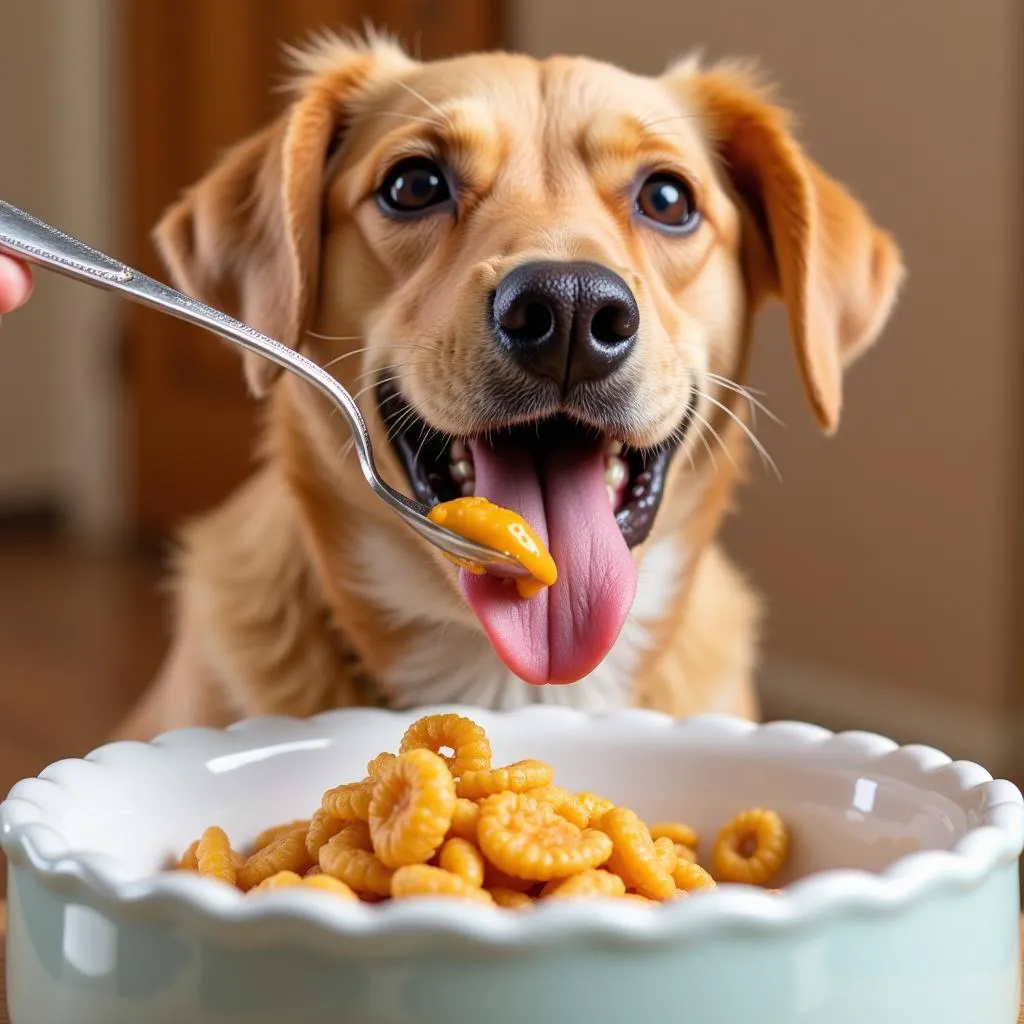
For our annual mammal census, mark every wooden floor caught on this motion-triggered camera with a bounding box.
[0,522,168,895]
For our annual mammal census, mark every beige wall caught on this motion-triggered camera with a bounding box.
[0,0,123,539]
[512,0,1022,752]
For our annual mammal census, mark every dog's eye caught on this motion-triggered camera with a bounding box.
[635,172,700,233]
[378,157,452,215]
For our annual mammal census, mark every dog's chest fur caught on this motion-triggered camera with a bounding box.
[352,525,686,711]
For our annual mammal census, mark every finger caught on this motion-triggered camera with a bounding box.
[0,256,34,314]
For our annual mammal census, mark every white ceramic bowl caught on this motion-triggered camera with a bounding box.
[2,706,1022,1024]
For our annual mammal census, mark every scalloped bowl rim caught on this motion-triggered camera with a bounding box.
[2,706,1022,951]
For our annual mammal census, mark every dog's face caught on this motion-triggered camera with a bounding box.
[156,37,903,689]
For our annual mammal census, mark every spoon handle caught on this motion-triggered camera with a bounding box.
[0,198,406,511]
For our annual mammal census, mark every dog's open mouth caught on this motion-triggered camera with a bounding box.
[378,379,692,686]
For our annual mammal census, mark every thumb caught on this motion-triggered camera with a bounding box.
[0,256,33,315]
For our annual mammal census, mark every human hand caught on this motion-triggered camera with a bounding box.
[0,256,33,315]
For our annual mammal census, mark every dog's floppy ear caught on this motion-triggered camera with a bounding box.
[673,60,904,432]
[154,34,411,396]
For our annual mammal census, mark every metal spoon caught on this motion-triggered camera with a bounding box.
[0,199,528,579]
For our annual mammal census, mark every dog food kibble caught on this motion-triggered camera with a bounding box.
[237,826,312,891]
[477,790,614,882]
[321,779,373,823]
[176,713,791,907]
[456,758,553,800]
[712,808,789,886]
[369,748,457,869]
[318,822,395,896]
[253,819,310,852]
[196,826,237,887]
[438,837,486,888]
[426,496,558,598]
[398,712,491,776]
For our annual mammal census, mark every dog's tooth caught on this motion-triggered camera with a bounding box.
[603,438,623,456]
[450,459,475,484]
[460,480,475,496]
[604,456,628,490]
[450,440,469,462]
[606,484,617,506]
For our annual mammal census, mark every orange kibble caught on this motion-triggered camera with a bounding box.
[366,752,398,778]
[252,819,310,852]
[319,822,394,897]
[237,827,312,891]
[599,807,675,901]
[178,839,199,871]
[477,791,613,882]
[483,861,537,893]
[447,797,481,842]
[650,822,700,850]
[370,749,457,869]
[620,893,658,907]
[653,836,678,873]
[530,786,591,828]
[305,808,345,860]
[541,869,626,900]
[301,874,359,900]
[488,887,534,909]
[399,713,492,776]
[196,826,237,886]
[576,793,615,828]
[391,865,494,904]
[457,760,553,800]
[672,859,717,893]
[249,870,303,894]
[674,842,698,864]
[712,808,789,886]
[438,837,486,888]
[322,780,373,823]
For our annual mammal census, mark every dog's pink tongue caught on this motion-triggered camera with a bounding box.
[462,440,637,684]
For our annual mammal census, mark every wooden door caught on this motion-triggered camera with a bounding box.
[122,0,503,537]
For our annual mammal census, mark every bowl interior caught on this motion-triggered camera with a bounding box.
[30,713,970,886]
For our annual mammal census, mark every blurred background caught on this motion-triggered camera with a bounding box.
[0,0,1019,809]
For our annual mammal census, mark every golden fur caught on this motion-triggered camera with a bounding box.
[114,34,903,740]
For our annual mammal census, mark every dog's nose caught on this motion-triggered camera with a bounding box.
[492,260,639,391]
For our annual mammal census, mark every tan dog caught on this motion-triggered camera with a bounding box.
[115,33,903,740]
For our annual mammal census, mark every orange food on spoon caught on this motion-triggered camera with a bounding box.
[427,496,557,599]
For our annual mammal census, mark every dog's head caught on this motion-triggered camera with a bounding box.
[156,34,903,688]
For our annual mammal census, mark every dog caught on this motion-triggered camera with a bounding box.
[114,31,903,741]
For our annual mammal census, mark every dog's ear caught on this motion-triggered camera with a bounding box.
[671,60,904,432]
[154,34,411,396]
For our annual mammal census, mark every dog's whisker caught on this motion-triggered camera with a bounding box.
[305,330,363,342]
[412,422,449,469]
[337,436,356,462]
[374,109,445,130]
[695,368,769,399]
[690,369,782,427]
[687,407,720,474]
[318,344,432,375]
[640,113,699,130]
[317,346,375,372]
[350,374,408,403]
[351,360,434,386]
[386,406,423,444]
[701,391,782,481]
[394,78,449,124]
